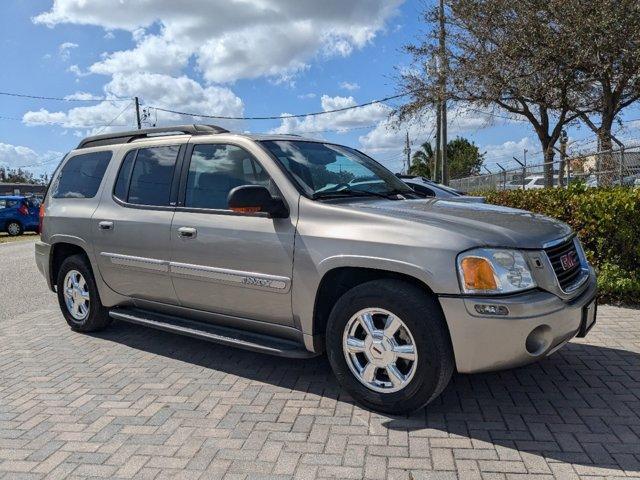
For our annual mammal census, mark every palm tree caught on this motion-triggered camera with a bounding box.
[409,142,434,178]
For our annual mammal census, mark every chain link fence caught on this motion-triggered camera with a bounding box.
[450,145,640,192]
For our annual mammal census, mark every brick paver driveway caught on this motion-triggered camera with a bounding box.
[1,245,639,479]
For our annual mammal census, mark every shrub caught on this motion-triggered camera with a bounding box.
[482,185,640,304]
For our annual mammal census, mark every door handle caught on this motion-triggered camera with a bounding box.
[98,221,114,230]
[177,227,197,239]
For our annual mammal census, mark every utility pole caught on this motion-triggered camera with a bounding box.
[439,0,449,185]
[403,131,411,174]
[134,96,142,130]
[434,102,441,182]
[558,130,568,187]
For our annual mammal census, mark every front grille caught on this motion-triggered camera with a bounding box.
[544,238,583,292]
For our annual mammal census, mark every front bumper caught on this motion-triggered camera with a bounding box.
[439,269,597,374]
[35,241,53,290]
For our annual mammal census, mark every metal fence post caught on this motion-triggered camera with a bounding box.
[620,146,625,186]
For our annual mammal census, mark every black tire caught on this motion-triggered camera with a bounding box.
[56,254,112,332]
[326,279,454,414]
[6,221,23,236]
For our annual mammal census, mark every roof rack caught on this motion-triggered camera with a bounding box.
[77,124,229,149]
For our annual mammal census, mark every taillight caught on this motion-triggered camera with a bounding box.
[39,203,45,234]
[18,204,29,216]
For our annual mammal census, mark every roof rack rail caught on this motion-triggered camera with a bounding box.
[77,124,229,149]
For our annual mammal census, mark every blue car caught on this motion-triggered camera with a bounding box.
[0,195,39,236]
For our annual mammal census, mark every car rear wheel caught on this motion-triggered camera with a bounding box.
[326,279,454,414]
[56,254,112,332]
[6,221,23,236]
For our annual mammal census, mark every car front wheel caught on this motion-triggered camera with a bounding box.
[326,279,454,414]
[6,221,23,236]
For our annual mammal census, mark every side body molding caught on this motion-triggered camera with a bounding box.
[100,252,291,293]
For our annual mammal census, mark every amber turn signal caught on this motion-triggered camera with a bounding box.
[460,257,498,291]
[230,206,262,213]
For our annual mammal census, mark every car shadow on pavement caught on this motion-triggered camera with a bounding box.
[94,321,640,473]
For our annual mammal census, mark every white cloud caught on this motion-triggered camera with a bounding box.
[297,93,317,100]
[0,143,63,175]
[89,35,190,76]
[68,64,90,77]
[58,41,78,61]
[63,92,102,101]
[480,137,537,169]
[339,81,360,91]
[22,73,245,133]
[359,105,497,155]
[34,0,403,83]
[270,94,390,135]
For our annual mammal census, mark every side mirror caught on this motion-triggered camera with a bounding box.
[227,185,288,218]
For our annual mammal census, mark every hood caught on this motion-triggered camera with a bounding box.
[344,198,572,249]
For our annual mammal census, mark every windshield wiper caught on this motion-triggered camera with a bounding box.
[312,188,411,200]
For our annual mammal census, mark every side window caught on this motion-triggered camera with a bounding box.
[51,151,112,199]
[184,144,276,210]
[126,146,179,206]
[0,200,6,209]
[113,150,137,202]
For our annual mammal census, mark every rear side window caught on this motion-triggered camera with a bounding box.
[52,151,112,199]
[113,150,137,201]
[0,200,5,209]
[116,146,179,206]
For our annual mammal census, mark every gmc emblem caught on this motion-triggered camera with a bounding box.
[560,251,579,270]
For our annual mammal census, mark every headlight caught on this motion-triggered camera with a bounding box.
[457,248,536,294]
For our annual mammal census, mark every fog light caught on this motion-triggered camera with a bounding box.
[474,304,509,315]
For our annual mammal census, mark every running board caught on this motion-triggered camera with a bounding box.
[109,307,316,359]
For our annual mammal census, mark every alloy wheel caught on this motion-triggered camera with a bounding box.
[63,270,90,321]
[342,308,418,393]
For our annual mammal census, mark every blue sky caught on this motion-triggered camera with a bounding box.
[1,0,639,178]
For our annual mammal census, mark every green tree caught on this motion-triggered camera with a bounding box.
[409,138,484,180]
[409,142,434,177]
[0,167,46,184]
[446,137,485,179]
[396,0,584,187]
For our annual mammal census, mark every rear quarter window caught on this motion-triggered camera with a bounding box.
[51,151,112,199]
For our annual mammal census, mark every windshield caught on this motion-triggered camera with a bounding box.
[260,140,414,198]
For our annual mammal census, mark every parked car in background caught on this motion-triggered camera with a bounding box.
[37,125,597,414]
[503,176,558,190]
[0,195,39,235]
[397,175,485,202]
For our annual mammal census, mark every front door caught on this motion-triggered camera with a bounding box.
[169,142,296,326]
[92,144,183,304]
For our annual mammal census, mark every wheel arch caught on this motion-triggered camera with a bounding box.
[49,240,92,289]
[311,262,445,346]
[5,218,23,232]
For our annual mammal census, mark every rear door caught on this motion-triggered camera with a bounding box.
[169,141,297,326]
[92,143,184,304]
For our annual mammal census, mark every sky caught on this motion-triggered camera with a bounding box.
[1,0,639,178]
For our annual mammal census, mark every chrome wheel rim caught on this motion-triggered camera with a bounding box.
[342,308,418,393]
[7,223,20,235]
[63,270,90,321]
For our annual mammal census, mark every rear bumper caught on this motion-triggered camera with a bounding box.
[35,241,53,291]
[439,269,597,374]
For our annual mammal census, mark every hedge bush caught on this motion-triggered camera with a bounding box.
[482,185,640,305]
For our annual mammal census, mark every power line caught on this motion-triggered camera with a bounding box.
[147,92,412,121]
[0,91,130,102]
[93,101,133,135]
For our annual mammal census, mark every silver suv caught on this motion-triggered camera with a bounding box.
[36,125,597,413]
